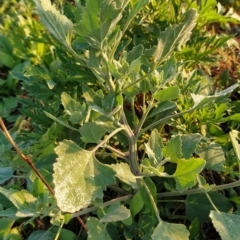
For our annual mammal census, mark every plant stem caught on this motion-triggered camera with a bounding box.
[120,68,154,93]
[101,52,116,91]
[142,180,161,223]
[93,127,124,152]
[0,117,55,196]
[71,194,133,218]
[134,98,155,136]
[105,145,128,159]
[72,179,240,218]
[120,112,140,176]
[140,108,194,135]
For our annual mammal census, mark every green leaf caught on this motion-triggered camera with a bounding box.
[100,203,130,223]
[148,101,176,118]
[87,217,112,240]
[130,191,144,217]
[181,134,202,159]
[191,83,239,109]
[147,9,197,65]
[210,211,240,240]
[172,158,205,191]
[128,0,149,24]
[0,187,37,217]
[140,177,157,213]
[74,0,129,48]
[154,86,180,102]
[163,135,182,162]
[27,230,54,240]
[196,143,225,171]
[145,129,163,165]
[34,0,73,48]
[186,192,233,223]
[0,218,16,238]
[54,140,116,212]
[0,167,13,184]
[80,121,115,143]
[109,163,137,189]
[0,51,15,68]
[230,130,240,163]
[61,92,86,124]
[82,85,103,106]
[188,218,200,240]
[152,221,189,240]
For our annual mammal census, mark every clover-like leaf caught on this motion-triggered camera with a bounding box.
[172,158,205,191]
[54,140,116,213]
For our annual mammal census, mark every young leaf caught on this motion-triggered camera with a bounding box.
[181,134,202,159]
[61,92,86,124]
[100,203,130,223]
[34,0,73,49]
[210,211,240,240]
[109,163,137,189]
[191,83,239,109]
[153,86,180,102]
[54,140,116,213]
[196,143,225,171]
[87,217,112,240]
[145,9,197,65]
[74,0,129,48]
[148,101,176,118]
[145,129,163,165]
[163,135,182,162]
[80,121,115,143]
[152,221,189,240]
[130,191,144,217]
[172,158,205,191]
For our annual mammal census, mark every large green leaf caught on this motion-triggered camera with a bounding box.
[86,217,112,240]
[152,221,189,240]
[210,211,240,240]
[186,192,233,223]
[34,0,73,48]
[54,140,116,213]
[196,143,225,171]
[100,203,130,223]
[172,158,205,191]
[74,0,129,48]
